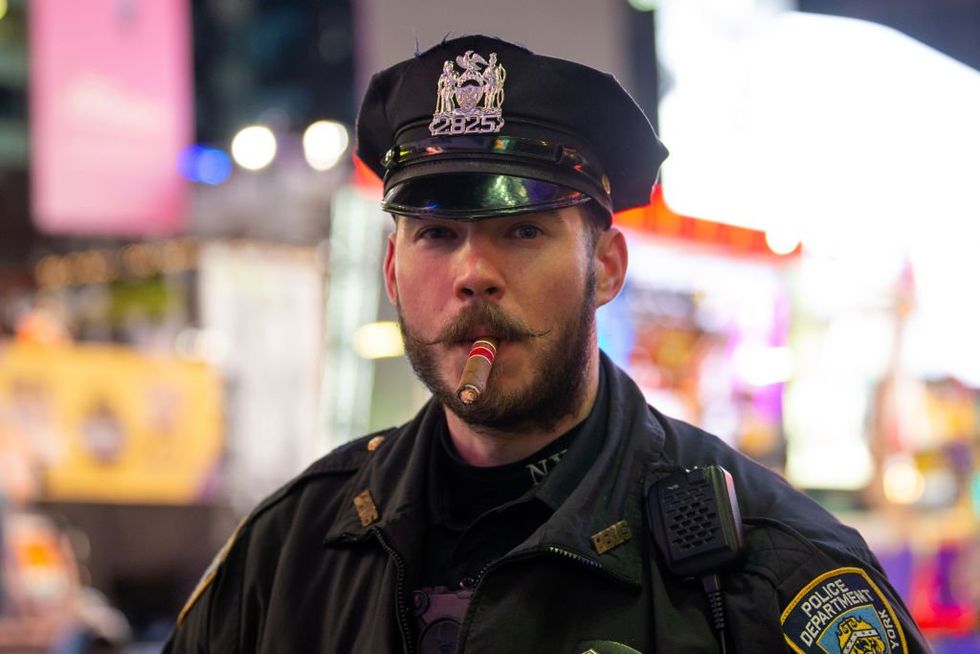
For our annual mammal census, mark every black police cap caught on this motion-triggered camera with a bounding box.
[355,35,668,225]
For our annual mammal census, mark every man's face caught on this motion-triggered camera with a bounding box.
[384,205,625,433]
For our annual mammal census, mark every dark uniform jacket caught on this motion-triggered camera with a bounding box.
[166,354,931,653]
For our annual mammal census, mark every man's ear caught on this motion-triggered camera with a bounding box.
[383,232,398,305]
[593,227,628,307]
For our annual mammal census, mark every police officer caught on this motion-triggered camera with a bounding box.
[166,35,931,653]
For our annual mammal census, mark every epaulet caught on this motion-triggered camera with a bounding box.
[301,427,395,476]
[176,426,397,625]
[231,427,394,526]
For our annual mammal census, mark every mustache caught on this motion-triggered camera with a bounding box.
[417,302,551,345]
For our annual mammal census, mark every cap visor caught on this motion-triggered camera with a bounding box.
[382,173,592,220]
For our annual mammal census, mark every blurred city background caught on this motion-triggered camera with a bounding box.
[0,0,977,651]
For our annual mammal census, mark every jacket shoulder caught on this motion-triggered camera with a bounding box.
[225,427,403,558]
[164,426,399,652]
[650,412,932,651]
[253,427,396,512]
[729,520,930,653]
[653,411,878,567]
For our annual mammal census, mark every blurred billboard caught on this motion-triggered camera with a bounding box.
[28,0,193,237]
[0,342,222,504]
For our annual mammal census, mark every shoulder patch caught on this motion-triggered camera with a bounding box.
[177,518,245,625]
[781,567,908,654]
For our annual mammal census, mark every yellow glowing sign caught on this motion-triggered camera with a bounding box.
[0,341,222,504]
[353,321,404,359]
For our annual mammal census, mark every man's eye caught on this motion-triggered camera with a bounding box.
[513,224,543,239]
[418,226,455,240]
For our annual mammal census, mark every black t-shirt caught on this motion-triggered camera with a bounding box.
[422,419,579,589]
[412,369,610,653]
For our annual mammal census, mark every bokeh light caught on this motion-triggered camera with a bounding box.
[352,321,404,359]
[303,120,350,171]
[178,145,233,185]
[230,125,277,171]
[883,455,926,505]
[765,228,801,256]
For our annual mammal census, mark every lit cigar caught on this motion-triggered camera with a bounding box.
[455,337,498,405]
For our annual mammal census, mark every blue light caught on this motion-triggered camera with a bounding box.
[178,145,233,185]
[177,145,200,180]
[972,472,980,518]
[597,282,635,369]
[196,148,233,185]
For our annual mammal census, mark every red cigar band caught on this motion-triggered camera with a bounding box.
[468,344,495,364]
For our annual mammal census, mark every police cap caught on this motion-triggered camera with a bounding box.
[355,35,668,226]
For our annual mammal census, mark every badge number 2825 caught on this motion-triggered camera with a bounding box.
[429,114,504,135]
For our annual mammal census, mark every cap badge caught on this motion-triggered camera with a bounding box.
[429,50,506,136]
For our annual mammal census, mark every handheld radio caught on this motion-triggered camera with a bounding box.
[647,466,744,653]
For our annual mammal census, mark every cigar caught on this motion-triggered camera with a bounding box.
[455,337,498,405]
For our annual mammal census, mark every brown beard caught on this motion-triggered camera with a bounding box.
[398,267,597,434]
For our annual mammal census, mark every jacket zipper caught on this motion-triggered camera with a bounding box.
[543,545,604,570]
[456,546,606,652]
[369,527,415,654]
[475,545,604,584]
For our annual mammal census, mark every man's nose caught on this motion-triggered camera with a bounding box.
[452,238,504,301]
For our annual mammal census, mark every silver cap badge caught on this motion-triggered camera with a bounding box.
[429,50,506,136]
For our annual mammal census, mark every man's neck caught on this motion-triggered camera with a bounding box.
[443,356,600,467]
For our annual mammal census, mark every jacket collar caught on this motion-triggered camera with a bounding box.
[321,397,442,543]
[514,353,671,586]
[323,353,672,587]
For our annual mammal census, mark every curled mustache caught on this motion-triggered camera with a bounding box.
[417,302,550,346]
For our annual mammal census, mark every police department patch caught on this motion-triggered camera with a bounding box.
[178,518,245,625]
[781,567,907,654]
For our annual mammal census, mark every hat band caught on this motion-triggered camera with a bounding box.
[382,135,611,197]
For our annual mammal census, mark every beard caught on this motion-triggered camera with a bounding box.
[398,266,597,434]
